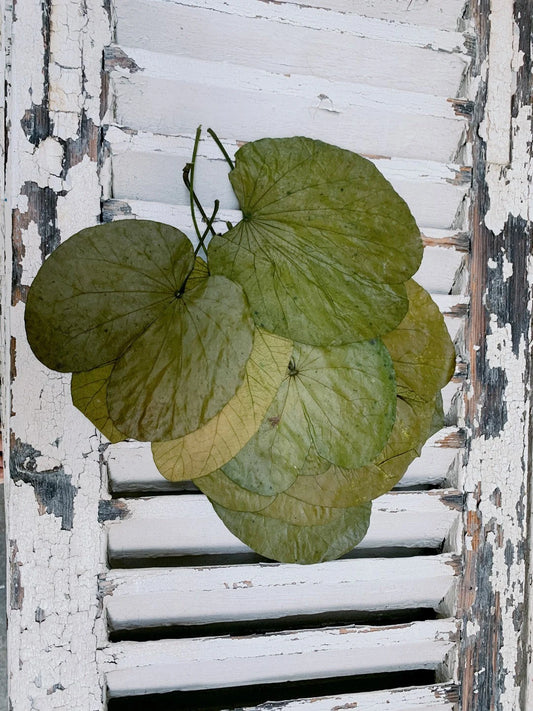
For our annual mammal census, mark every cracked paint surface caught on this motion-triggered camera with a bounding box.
[457,1,533,709]
[4,0,111,708]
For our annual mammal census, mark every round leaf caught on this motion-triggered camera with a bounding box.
[151,329,293,480]
[210,497,371,564]
[71,364,126,444]
[107,268,254,441]
[25,220,195,372]
[285,395,437,508]
[382,280,455,402]
[222,340,396,495]
[209,137,422,345]
[196,469,275,513]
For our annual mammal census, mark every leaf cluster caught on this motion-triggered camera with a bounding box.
[24,134,455,564]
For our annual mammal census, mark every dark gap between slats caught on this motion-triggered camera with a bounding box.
[108,607,438,642]
[107,670,437,710]
[107,546,443,569]
[107,481,449,498]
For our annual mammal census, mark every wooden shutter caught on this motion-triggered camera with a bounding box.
[2,1,532,709]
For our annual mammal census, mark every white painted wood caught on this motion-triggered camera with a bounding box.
[248,0,469,32]
[113,0,470,96]
[3,0,111,709]
[105,427,462,493]
[106,490,461,560]
[101,618,457,696]
[414,247,465,294]
[108,151,469,230]
[103,197,467,247]
[223,683,459,711]
[105,553,458,631]
[108,47,468,163]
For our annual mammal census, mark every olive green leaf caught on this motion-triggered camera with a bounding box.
[284,282,454,508]
[210,497,372,565]
[222,339,396,496]
[71,364,126,444]
[285,395,437,508]
[196,468,275,512]
[382,280,455,403]
[151,329,293,480]
[25,220,196,372]
[26,221,254,441]
[106,262,254,442]
[209,137,422,346]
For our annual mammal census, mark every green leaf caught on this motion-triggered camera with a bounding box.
[382,280,455,403]
[151,329,293,480]
[71,365,126,444]
[107,267,254,442]
[209,137,422,345]
[221,340,396,495]
[285,282,454,508]
[25,220,196,372]
[25,221,254,441]
[285,395,437,508]
[196,468,275,512]
[209,497,371,564]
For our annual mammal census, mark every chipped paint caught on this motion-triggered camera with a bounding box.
[9,436,77,530]
[3,0,111,708]
[457,1,533,710]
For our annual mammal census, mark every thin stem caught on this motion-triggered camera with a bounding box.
[195,199,220,257]
[183,166,218,238]
[207,128,235,170]
[188,126,203,243]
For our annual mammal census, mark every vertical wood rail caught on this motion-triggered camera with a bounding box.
[2,0,111,708]
[458,0,533,708]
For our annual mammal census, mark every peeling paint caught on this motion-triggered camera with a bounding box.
[9,436,77,530]
[9,541,24,611]
[98,499,129,522]
[5,0,112,705]
[458,1,533,709]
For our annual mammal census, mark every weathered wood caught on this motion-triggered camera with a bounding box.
[108,45,468,163]
[105,553,459,632]
[239,0,469,31]
[112,0,471,96]
[105,427,462,493]
[3,0,111,708]
[221,683,460,711]
[101,619,458,697]
[105,490,462,561]
[456,1,533,709]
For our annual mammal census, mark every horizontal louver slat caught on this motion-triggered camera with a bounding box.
[102,619,457,697]
[105,428,463,494]
[105,491,461,561]
[107,47,467,163]
[105,553,458,632]
[221,682,459,711]
[112,0,470,96]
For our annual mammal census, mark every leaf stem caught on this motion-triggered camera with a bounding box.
[195,199,220,257]
[207,128,235,170]
[188,126,203,244]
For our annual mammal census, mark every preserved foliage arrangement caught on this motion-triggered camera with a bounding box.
[25,130,455,564]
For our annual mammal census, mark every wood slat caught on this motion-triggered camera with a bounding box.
[236,0,469,32]
[102,618,457,696]
[105,553,459,632]
[113,0,470,97]
[102,197,466,296]
[105,490,462,560]
[221,682,460,711]
[107,150,469,230]
[107,47,468,163]
[105,427,462,494]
